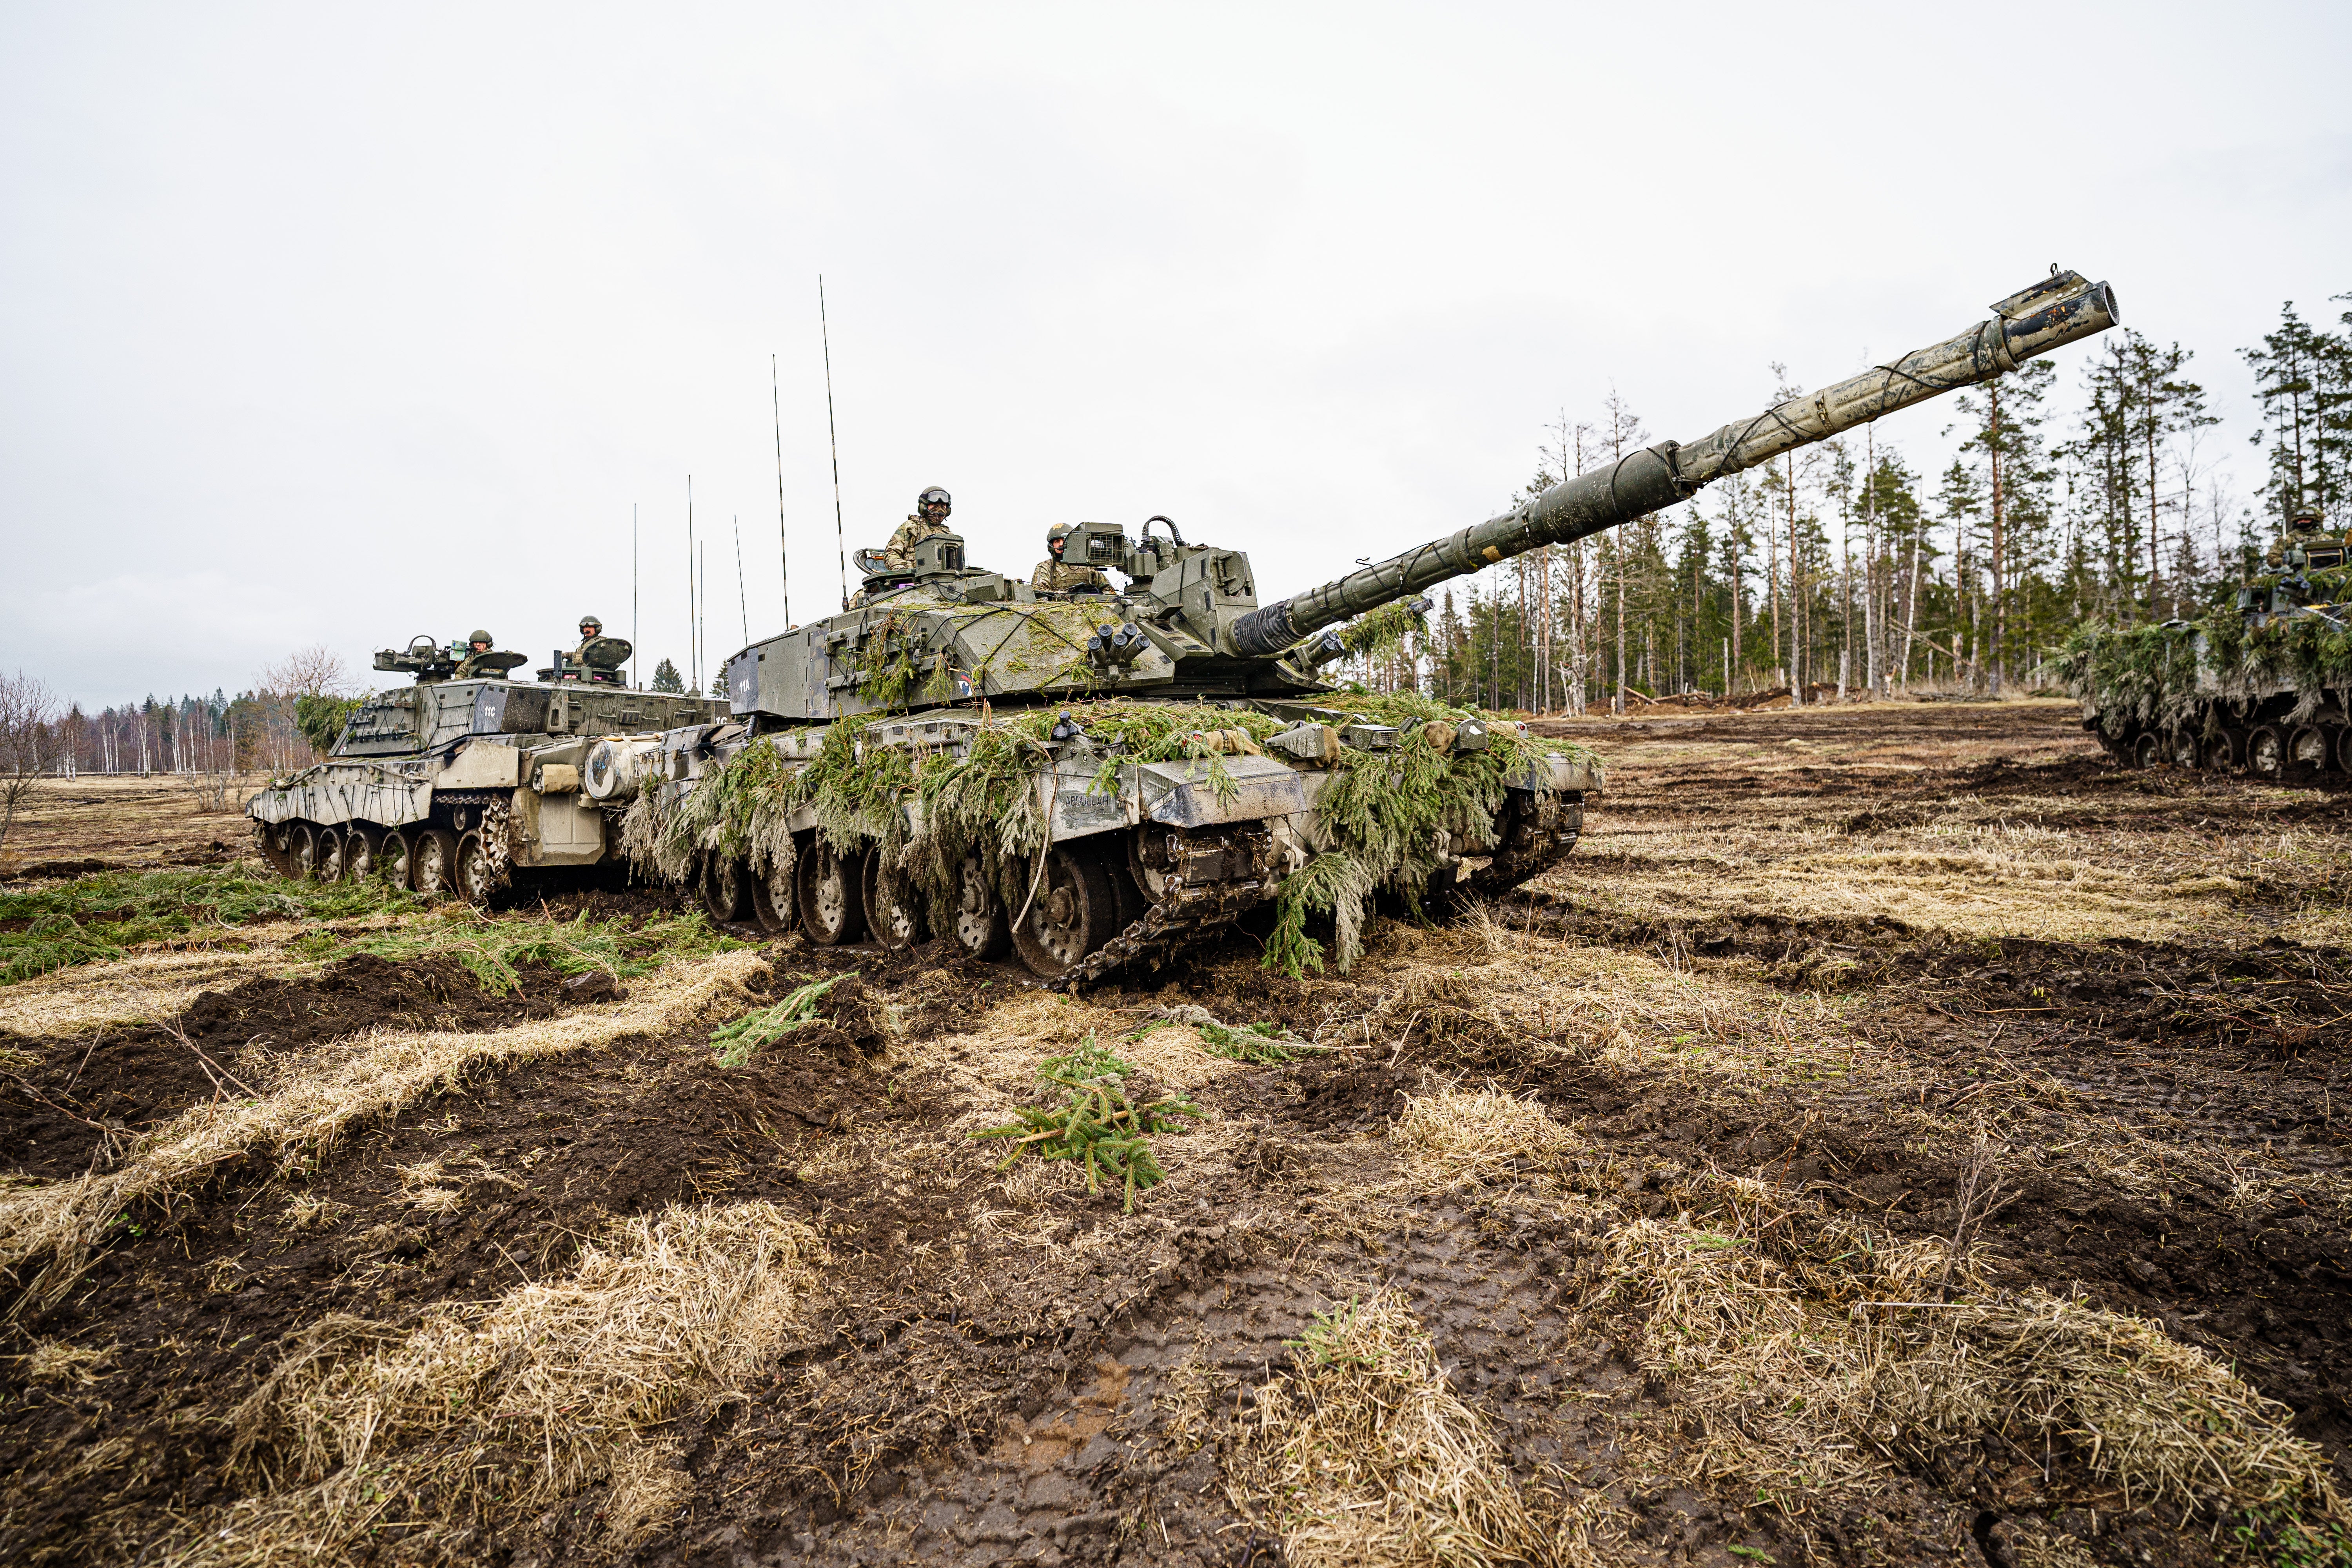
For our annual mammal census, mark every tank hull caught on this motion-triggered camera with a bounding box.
[640,697,1598,987]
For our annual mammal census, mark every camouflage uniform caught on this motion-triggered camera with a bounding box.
[881,514,952,570]
[1031,557,1111,592]
[452,632,501,680]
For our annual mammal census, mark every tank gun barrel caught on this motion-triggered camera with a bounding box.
[1229,269,2119,657]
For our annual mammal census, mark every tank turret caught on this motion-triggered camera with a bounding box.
[658,269,2119,987]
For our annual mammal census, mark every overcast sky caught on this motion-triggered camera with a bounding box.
[3,2,2347,709]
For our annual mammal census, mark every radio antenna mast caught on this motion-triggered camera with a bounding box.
[771,354,793,628]
[819,274,848,611]
[686,475,697,692]
[733,514,749,644]
[631,502,639,688]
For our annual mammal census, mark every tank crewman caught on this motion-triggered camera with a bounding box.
[880,486,955,570]
[563,615,605,665]
[1031,522,1111,593]
[452,630,501,678]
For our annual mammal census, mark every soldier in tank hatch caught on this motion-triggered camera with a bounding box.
[882,486,955,569]
[452,630,501,679]
[564,615,605,663]
[1032,522,1111,593]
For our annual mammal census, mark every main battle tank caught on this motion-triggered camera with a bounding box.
[2059,504,2352,782]
[245,633,728,898]
[617,268,2122,986]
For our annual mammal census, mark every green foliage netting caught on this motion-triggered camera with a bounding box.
[641,695,1599,978]
[2048,591,2352,738]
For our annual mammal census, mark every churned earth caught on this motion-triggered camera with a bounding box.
[0,697,2347,1568]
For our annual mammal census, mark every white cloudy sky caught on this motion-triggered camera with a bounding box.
[3,2,2347,707]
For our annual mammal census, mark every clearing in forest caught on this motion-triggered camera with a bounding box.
[2,696,2347,1568]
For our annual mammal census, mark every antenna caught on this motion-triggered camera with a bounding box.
[686,475,697,692]
[631,502,639,689]
[819,274,848,611]
[771,354,792,628]
[733,514,749,644]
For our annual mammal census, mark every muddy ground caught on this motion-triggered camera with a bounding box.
[1,699,2346,1567]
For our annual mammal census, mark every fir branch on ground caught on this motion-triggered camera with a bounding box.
[710,972,855,1067]
[973,1033,1202,1212]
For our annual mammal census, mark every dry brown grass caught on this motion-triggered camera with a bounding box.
[161,1200,821,1566]
[0,949,769,1310]
[1231,1289,1560,1568]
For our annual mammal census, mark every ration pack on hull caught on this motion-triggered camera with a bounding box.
[245,635,728,898]
[627,269,2120,986]
[2062,513,2352,785]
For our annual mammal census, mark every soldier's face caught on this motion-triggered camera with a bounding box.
[581,625,597,639]
[471,641,489,653]
[921,502,948,522]
[1049,538,1065,558]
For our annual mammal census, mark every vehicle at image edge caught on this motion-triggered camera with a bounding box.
[245,633,728,899]
[596,269,2122,984]
[2076,509,2352,784]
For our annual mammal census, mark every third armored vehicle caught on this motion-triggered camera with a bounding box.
[2058,505,2351,782]
[622,268,2120,984]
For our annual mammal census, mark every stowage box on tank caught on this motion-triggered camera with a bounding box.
[635,269,2119,987]
[245,633,728,899]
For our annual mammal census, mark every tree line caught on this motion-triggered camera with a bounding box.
[1352,294,2352,712]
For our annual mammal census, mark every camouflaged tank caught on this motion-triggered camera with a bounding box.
[611,269,2120,985]
[2056,506,2352,782]
[245,634,727,899]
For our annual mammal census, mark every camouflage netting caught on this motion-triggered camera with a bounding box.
[628,695,1597,979]
[2047,579,2352,738]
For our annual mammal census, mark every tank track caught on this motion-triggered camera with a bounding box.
[1045,793,1584,993]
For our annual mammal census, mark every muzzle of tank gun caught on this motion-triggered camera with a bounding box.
[1087,621,1148,671]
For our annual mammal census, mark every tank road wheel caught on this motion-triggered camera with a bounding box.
[2337,726,2352,776]
[1013,845,1120,980]
[453,832,499,905]
[287,823,321,880]
[2131,731,2162,769]
[2248,726,2287,780]
[2288,726,2332,780]
[797,841,867,947]
[2171,730,2201,769]
[701,855,752,924]
[951,853,1011,961]
[750,857,797,936]
[344,826,378,882]
[412,828,459,898]
[2204,731,2243,772]
[316,826,350,882]
[377,828,416,891]
[863,853,926,950]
